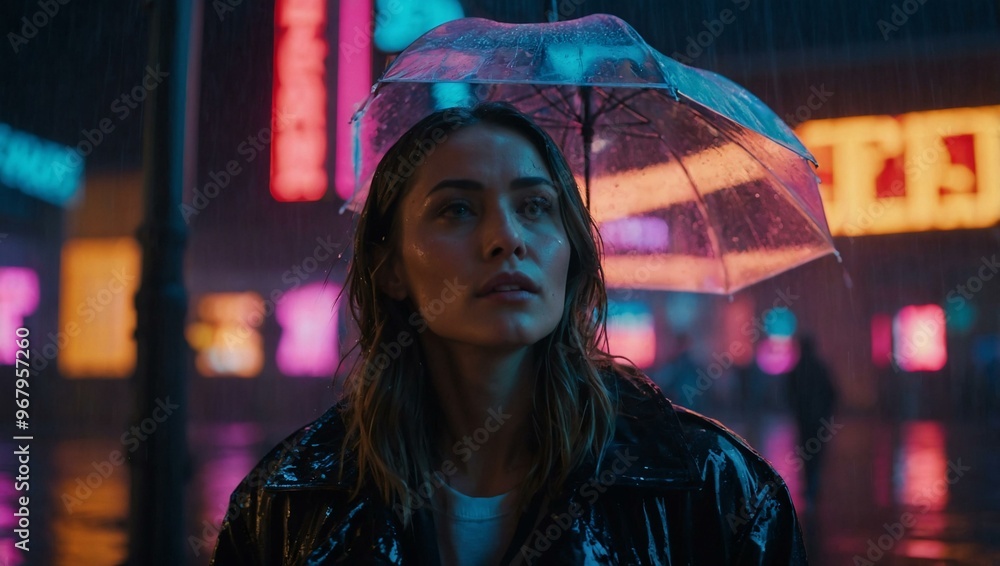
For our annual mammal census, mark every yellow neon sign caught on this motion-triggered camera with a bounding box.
[796,105,1000,236]
[186,293,264,378]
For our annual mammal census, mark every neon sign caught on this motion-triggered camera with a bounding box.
[0,268,39,365]
[796,105,1000,236]
[599,217,669,254]
[756,336,799,375]
[334,0,373,201]
[271,0,328,202]
[275,283,340,377]
[336,0,465,200]
[0,123,83,207]
[187,293,264,378]
[892,304,946,372]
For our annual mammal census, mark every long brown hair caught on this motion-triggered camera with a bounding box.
[340,102,623,524]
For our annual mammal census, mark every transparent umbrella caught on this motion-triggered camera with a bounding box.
[348,14,837,294]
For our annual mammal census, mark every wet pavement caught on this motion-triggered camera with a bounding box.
[2,412,998,565]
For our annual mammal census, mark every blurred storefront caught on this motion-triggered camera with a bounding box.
[1,1,999,563]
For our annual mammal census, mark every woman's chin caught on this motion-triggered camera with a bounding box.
[438,326,553,351]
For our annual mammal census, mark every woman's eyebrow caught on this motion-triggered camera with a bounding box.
[510,177,556,191]
[427,177,556,195]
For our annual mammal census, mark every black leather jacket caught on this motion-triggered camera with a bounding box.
[211,372,808,565]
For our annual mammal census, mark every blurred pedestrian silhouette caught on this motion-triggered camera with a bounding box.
[785,333,838,512]
[655,333,703,411]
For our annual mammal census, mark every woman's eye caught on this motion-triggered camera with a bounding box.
[522,196,554,219]
[441,202,472,217]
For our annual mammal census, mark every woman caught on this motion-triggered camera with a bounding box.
[211,103,808,565]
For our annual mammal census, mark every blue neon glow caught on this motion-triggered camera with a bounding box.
[763,306,797,338]
[0,123,84,207]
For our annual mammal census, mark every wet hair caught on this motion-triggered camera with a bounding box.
[339,102,623,524]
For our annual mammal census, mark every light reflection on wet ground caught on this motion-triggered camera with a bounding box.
[734,415,1000,565]
[0,414,997,564]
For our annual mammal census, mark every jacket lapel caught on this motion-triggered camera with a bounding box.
[264,376,701,492]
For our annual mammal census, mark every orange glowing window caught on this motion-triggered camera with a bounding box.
[186,293,265,378]
[59,238,141,378]
[271,0,329,202]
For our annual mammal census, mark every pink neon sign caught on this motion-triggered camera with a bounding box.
[276,283,340,377]
[335,0,373,201]
[756,336,799,376]
[271,0,329,202]
[892,305,947,372]
[0,268,39,365]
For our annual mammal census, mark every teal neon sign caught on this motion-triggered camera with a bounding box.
[0,123,83,207]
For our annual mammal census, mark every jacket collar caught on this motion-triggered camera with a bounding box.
[265,372,700,491]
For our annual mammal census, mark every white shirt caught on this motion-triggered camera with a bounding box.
[432,482,519,566]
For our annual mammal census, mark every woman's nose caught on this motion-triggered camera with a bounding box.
[483,205,527,260]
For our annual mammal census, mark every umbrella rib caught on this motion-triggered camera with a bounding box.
[500,86,578,129]
[535,85,583,126]
[591,88,667,139]
[595,88,650,116]
[661,141,731,294]
[592,88,653,126]
[704,112,834,249]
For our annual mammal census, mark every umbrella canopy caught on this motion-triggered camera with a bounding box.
[348,14,836,294]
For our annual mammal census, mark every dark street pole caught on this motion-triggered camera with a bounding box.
[127,0,201,563]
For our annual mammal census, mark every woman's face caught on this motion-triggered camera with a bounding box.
[381,123,572,350]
